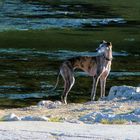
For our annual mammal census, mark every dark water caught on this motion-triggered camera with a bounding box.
[0,0,140,108]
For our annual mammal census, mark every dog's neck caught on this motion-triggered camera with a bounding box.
[103,54,113,61]
[98,50,113,62]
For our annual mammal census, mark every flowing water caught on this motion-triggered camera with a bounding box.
[0,0,139,108]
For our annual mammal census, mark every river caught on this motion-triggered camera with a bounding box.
[0,0,139,108]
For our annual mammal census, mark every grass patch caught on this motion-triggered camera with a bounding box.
[101,119,128,124]
[49,117,62,122]
[0,117,4,121]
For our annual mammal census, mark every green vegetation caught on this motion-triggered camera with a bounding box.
[49,117,63,122]
[101,119,128,124]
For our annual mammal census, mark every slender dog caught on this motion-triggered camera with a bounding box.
[53,41,113,104]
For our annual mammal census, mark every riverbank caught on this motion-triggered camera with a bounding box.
[0,86,140,139]
[1,100,140,124]
[0,86,140,124]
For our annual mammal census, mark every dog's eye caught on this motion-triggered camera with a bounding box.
[107,42,112,46]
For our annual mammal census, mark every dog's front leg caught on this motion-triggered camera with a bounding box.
[91,76,100,101]
[100,78,106,98]
[100,71,109,98]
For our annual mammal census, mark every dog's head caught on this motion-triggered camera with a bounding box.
[96,40,112,54]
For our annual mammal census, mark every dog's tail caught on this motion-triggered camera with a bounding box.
[50,72,61,91]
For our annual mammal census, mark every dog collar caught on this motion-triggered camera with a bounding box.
[103,55,113,61]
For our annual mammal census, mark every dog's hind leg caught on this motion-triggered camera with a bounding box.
[60,65,75,104]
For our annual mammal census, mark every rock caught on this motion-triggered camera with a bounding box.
[79,112,96,123]
[21,116,50,121]
[66,119,84,124]
[37,100,62,109]
[2,113,20,121]
[134,108,140,115]
[38,100,53,107]
[84,101,95,105]
[107,86,140,101]
[2,114,50,121]
[94,113,117,122]
[94,112,140,123]
[80,108,140,123]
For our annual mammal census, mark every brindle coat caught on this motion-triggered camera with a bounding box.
[53,41,112,104]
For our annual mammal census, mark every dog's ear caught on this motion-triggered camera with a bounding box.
[100,40,106,44]
[107,42,112,46]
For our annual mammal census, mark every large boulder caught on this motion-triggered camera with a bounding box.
[107,86,140,101]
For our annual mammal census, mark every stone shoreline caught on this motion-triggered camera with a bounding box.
[0,86,140,124]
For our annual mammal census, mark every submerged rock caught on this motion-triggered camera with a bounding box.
[106,86,140,101]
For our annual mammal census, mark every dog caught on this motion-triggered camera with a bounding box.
[52,40,113,104]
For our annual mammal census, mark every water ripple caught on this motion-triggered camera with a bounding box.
[0,0,126,31]
[0,49,129,60]
[0,17,126,31]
